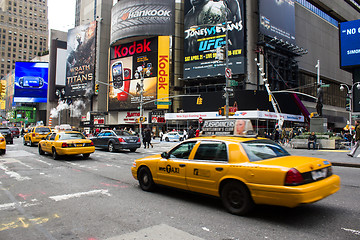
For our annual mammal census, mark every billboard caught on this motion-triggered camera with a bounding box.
[109,36,170,111]
[183,0,245,79]
[259,0,296,44]
[340,19,360,68]
[14,62,49,103]
[111,0,175,44]
[65,21,97,97]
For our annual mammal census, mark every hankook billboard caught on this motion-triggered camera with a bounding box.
[259,0,296,44]
[183,0,245,79]
[65,21,97,98]
[109,36,170,111]
[111,0,175,44]
[14,62,49,103]
[340,19,360,68]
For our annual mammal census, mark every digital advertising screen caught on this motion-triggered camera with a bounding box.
[109,37,170,111]
[340,19,360,68]
[14,62,49,103]
[65,21,97,97]
[183,0,245,79]
[259,0,296,44]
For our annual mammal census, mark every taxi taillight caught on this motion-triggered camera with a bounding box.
[0,138,4,142]
[32,133,36,137]
[284,168,304,186]
[90,141,94,146]
[118,138,125,142]
[61,142,69,148]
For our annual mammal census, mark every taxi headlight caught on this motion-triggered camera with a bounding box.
[132,161,137,168]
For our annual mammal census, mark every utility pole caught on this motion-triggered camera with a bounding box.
[225,21,230,119]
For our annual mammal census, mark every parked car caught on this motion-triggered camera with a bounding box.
[162,131,184,142]
[38,131,95,159]
[0,127,13,144]
[132,136,340,215]
[9,127,20,138]
[90,130,141,152]
[23,126,52,146]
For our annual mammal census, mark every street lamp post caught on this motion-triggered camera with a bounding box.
[340,82,360,148]
[55,88,66,125]
[134,66,151,145]
[224,21,230,119]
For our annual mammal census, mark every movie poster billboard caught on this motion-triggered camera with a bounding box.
[183,0,245,79]
[340,19,360,68]
[14,62,49,103]
[65,21,97,97]
[259,0,296,44]
[111,0,175,44]
[109,37,170,111]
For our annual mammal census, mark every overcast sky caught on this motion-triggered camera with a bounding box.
[48,0,76,32]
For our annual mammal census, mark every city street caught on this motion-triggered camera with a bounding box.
[0,137,360,240]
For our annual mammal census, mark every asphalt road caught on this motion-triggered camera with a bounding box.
[0,137,360,240]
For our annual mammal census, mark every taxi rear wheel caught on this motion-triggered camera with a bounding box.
[52,148,60,160]
[29,139,34,147]
[38,145,45,155]
[138,167,156,192]
[221,182,254,215]
[83,153,90,159]
[23,138,26,145]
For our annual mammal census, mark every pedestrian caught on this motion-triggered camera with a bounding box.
[273,127,280,143]
[188,126,195,139]
[144,128,153,148]
[159,130,164,141]
[307,132,317,150]
[183,129,187,139]
[195,128,200,137]
[348,120,360,157]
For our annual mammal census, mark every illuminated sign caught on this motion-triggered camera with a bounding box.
[340,19,360,68]
[157,36,170,110]
[14,62,49,103]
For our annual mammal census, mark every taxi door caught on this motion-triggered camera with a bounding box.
[185,141,229,197]
[40,133,52,152]
[156,141,197,190]
[44,133,57,153]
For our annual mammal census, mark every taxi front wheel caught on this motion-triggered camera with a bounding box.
[138,167,156,192]
[221,182,254,215]
[52,148,60,160]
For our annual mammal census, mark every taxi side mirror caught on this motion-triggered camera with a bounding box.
[161,152,169,159]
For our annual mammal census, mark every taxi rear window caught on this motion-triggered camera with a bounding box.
[58,133,85,140]
[241,139,290,162]
[35,127,51,133]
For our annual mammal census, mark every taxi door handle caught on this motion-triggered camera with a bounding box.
[179,164,186,167]
[215,167,223,171]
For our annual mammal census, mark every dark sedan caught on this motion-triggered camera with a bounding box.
[0,127,13,144]
[9,127,20,138]
[90,130,141,152]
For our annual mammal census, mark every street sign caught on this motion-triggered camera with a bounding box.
[222,92,234,99]
[155,101,172,105]
[225,68,232,79]
[229,80,238,87]
[224,87,234,92]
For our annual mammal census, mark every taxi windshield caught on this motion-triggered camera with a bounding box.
[241,139,290,162]
[35,127,51,133]
[58,133,85,140]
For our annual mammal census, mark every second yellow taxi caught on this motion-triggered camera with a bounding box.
[131,136,340,215]
[24,125,52,146]
[0,133,6,154]
[38,131,95,159]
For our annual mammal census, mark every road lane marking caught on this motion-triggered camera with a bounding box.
[65,161,99,171]
[0,164,31,181]
[341,227,360,236]
[0,214,59,232]
[49,189,111,202]
[0,199,39,211]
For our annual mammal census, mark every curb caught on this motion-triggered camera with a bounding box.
[332,162,360,168]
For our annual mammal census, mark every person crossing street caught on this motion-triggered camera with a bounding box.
[348,120,360,157]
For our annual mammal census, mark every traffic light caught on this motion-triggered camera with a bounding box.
[218,106,225,116]
[0,83,5,97]
[346,96,350,111]
[95,84,99,95]
[196,97,203,105]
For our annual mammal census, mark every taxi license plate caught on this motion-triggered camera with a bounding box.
[77,143,83,147]
[311,168,327,180]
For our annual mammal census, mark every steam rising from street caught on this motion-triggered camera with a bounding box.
[50,99,87,119]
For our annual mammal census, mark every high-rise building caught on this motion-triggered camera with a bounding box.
[0,0,49,79]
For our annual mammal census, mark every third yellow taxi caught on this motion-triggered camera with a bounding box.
[23,125,52,146]
[0,133,6,154]
[131,136,340,215]
[38,131,95,159]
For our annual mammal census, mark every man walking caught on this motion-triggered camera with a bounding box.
[348,120,360,157]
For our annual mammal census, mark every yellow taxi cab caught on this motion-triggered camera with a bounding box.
[23,126,52,146]
[131,135,340,215]
[38,131,95,159]
[0,133,6,154]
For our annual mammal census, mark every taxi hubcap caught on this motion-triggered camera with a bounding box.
[228,190,244,208]
[142,175,149,185]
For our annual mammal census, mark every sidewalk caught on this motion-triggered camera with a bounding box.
[284,146,360,168]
